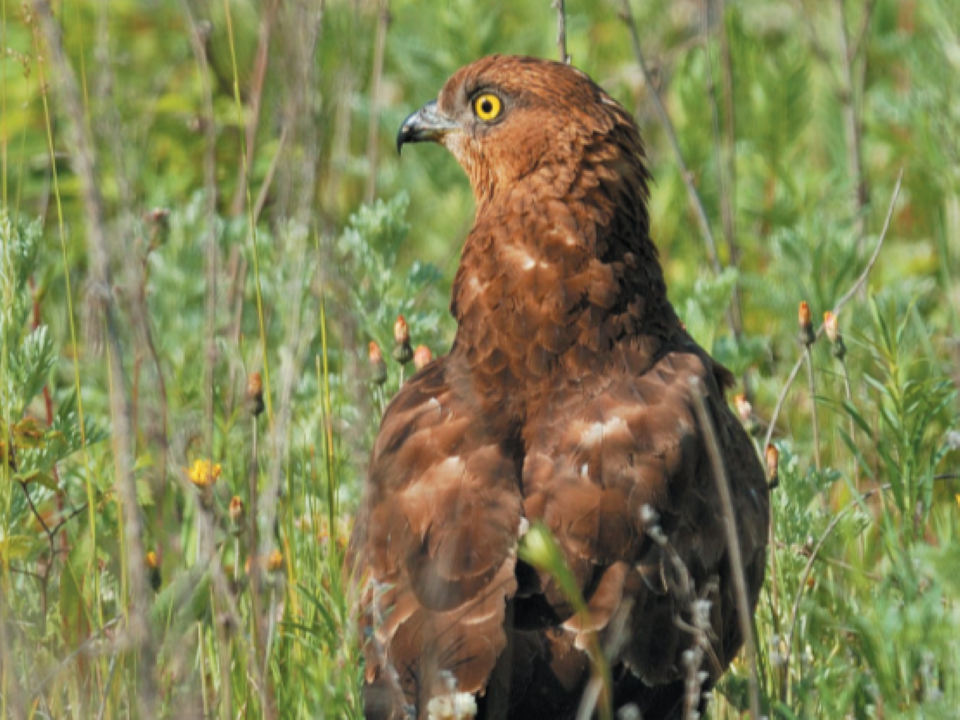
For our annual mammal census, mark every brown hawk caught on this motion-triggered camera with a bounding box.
[347,55,769,720]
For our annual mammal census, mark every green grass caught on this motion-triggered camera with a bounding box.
[1,0,959,717]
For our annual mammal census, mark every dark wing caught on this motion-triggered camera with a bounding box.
[346,359,525,717]
[518,345,769,693]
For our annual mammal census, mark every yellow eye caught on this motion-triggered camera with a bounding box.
[473,93,502,122]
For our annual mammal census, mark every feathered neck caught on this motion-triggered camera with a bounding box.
[446,132,680,420]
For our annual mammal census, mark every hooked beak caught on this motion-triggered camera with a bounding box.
[396,100,459,154]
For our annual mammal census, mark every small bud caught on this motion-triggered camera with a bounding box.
[267,549,284,574]
[146,551,161,591]
[392,315,413,365]
[798,302,815,346]
[393,315,410,345]
[143,207,170,226]
[823,311,839,343]
[229,496,245,535]
[823,311,847,360]
[734,393,758,435]
[246,372,265,417]
[766,444,780,488]
[369,341,388,385]
[413,345,433,371]
[734,394,752,422]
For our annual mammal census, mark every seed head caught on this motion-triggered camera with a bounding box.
[734,394,752,422]
[823,311,847,359]
[369,341,388,385]
[394,315,410,345]
[798,301,815,345]
[823,311,839,343]
[765,444,780,488]
[229,496,245,535]
[246,372,265,417]
[146,550,162,591]
[392,315,414,365]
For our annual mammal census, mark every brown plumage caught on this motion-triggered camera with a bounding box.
[347,55,769,720]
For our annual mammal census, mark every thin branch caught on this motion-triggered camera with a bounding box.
[702,0,744,342]
[763,171,902,453]
[29,2,157,714]
[803,344,822,471]
[849,0,879,76]
[229,0,281,216]
[553,0,570,64]
[690,378,761,720]
[618,0,722,278]
[181,0,219,529]
[364,0,391,204]
[836,0,868,242]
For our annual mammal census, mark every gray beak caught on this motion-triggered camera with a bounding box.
[396,100,459,154]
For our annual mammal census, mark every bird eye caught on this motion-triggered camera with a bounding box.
[473,93,502,122]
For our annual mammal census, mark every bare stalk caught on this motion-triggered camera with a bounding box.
[704,0,743,338]
[836,0,868,243]
[803,344,822,471]
[618,0,721,275]
[618,0,745,343]
[552,0,570,64]
[364,0,391,204]
[29,2,157,714]
[230,0,281,216]
[690,378,760,720]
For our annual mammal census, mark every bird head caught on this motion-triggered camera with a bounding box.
[397,55,648,205]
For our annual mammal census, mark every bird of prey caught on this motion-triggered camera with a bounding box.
[347,55,769,720]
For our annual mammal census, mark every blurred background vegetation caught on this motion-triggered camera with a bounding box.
[0,0,958,717]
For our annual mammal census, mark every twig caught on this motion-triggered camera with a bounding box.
[618,0,722,277]
[849,0,879,64]
[803,344,821,471]
[552,0,571,64]
[364,0,391,204]
[763,170,902,453]
[703,0,743,340]
[229,0,281,216]
[836,0,868,243]
[690,378,760,720]
[182,1,220,512]
[30,2,157,713]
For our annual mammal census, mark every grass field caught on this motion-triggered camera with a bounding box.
[1,0,959,717]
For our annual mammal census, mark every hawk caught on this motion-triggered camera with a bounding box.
[347,55,769,720]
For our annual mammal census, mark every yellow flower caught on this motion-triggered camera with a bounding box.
[187,459,221,488]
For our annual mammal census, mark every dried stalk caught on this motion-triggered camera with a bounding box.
[553,0,570,64]
[618,0,722,276]
[364,0,391,204]
[619,0,745,343]
[803,343,822,471]
[29,2,157,715]
[690,378,760,720]
[229,0,281,217]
